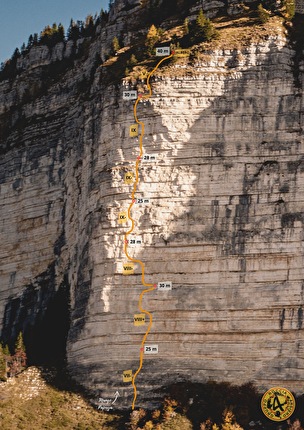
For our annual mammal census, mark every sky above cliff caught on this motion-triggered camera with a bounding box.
[0,0,108,64]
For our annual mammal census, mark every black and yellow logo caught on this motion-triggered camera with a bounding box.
[261,387,295,421]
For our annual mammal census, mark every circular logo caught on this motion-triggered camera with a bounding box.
[261,387,296,421]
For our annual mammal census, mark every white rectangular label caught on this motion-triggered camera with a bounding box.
[142,154,157,163]
[144,344,158,354]
[136,198,150,205]
[156,47,170,56]
[123,90,138,100]
[157,281,172,291]
[128,235,142,247]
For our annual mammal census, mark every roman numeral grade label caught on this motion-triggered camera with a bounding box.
[118,211,127,224]
[123,370,133,382]
[124,172,134,184]
[123,263,134,275]
[157,281,172,291]
[142,154,157,163]
[134,314,146,326]
[123,90,138,100]
[144,345,158,354]
[129,124,138,137]
[155,47,170,56]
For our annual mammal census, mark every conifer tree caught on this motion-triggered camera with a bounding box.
[183,18,189,35]
[3,344,10,356]
[67,19,80,41]
[15,332,26,353]
[2,344,10,378]
[12,48,21,60]
[10,332,27,376]
[285,0,295,18]
[33,33,39,45]
[189,9,218,44]
[128,54,138,66]
[99,9,109,25]
[196,8,206,27]
[257,3,271,23]
[112,36,120,54]
[58,24,65,41]
[0,345,7,381]
[84,15,95,37]
[27,34,34,49]
[145,24,160,55]
[40,25,53,46]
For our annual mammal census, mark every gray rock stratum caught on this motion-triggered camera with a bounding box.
[0,1,304,410]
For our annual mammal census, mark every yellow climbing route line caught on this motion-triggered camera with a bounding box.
[123,52,173,410]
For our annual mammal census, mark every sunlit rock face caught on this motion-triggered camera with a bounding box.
[0,0,304,410]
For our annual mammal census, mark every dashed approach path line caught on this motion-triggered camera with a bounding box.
[123,53,173,410]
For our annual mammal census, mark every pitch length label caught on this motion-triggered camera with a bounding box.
[128,236,142,247]
[144,344,158,354]
[135,198,150,205]
[123,91,138,100]
[157,281,172,291]
[142,154,157,163]
[156,47,170,56]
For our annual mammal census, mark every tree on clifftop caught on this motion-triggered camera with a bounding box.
[145,24,161,55]
[67,19,80,41]
[189,9,218,44]
[40,23,65,47]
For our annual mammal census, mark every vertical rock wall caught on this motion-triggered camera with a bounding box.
[67,36,304,408]
[0,10,303,410]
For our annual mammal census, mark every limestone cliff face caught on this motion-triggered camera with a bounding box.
[0,1,304,410]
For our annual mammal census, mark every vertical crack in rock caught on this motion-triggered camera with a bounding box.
[69,242,93,343]
[297,307,303,329]
[279,308,286,331]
